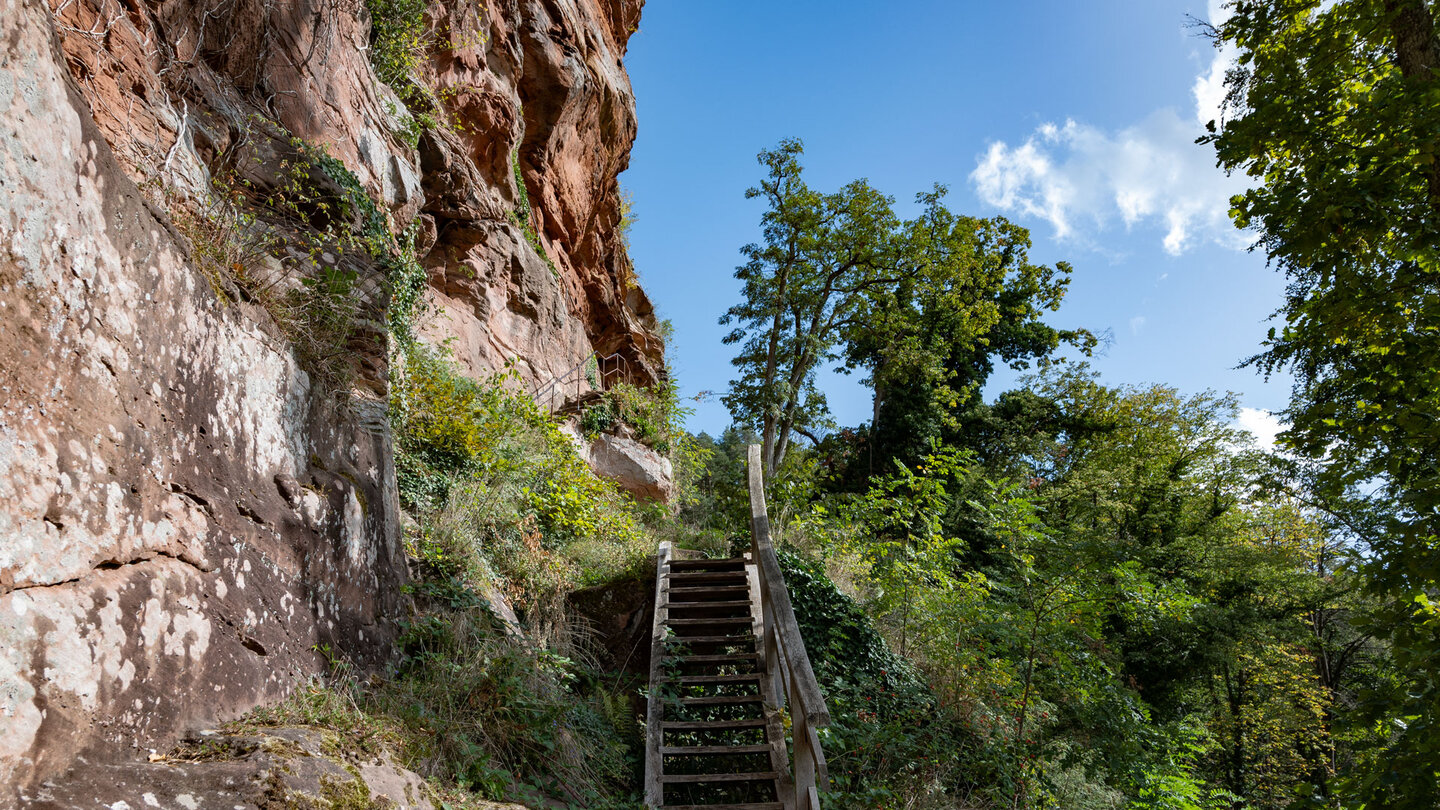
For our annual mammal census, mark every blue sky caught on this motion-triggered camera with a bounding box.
[620,0,1289,445]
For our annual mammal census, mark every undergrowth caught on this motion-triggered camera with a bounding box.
[391,343,652,606]
[236,340,661,807]
[578,378,685,454]
[383,340,664,805]
[239,594,640,808]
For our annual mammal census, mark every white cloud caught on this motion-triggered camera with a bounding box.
[1129,315,1147,335]
[969,3,1250,256]
[1237,407,1285,451]
[1193,0,1236,128]
[971,112,1247,255]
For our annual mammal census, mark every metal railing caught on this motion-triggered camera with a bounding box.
[530,351,629,414]
[747,443,831,809]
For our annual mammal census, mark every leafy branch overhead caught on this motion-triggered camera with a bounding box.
[1204,1,1440,804]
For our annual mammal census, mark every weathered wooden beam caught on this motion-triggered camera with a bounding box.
[643,541,673,808]
[746,444,832,727]
[747,443,832,804]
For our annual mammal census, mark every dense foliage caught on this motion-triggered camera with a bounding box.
[1203,1,1440,803]
[688,368,1390,808]
[719,140,1092,478]
[693,113,1440,803]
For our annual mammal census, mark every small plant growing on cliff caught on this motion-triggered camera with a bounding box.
[384,222,429,345]
[579,377,687,454]
[508,148,559,278]
[168,187,278,300]
[365,0,431,106]
[200,122,434,387]
[285,263,362,380]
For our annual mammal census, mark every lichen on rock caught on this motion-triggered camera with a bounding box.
[2,0,660,800]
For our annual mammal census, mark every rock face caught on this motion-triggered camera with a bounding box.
[0,0,408,794]
[16,727,527,810]
[415,0,680,513]
[1,0,657,799]
[414,0,664,392]
[586,434,676,503]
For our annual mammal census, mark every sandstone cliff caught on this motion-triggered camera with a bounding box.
[0,0,657,797]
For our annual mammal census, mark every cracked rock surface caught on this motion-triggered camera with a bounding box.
[2,0,659,795]
[2,0,407,795]
[3,0,657,800]
[16,727,528,810]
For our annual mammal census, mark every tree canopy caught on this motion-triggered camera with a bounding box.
[721,139,1091,477]
[1205,1,1440,802]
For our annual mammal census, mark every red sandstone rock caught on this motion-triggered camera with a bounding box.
[3,0,661,797]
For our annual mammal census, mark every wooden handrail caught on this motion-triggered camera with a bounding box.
[643,540,672,807]
[747,443,830,804]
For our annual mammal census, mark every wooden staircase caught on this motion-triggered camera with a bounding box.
[645,552,790,809]
[644,445,830,810]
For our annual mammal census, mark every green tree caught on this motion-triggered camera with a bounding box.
[843,188,1093,478]
[1204,2,1440,803]
[724,144,1091,481]
[995,368,1348,805]
[720,139,900,474]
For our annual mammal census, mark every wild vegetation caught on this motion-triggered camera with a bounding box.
[186,1,1437,807]
[678,1,1440,797]
[225,337,702,808]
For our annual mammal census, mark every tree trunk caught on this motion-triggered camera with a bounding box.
[759,276,788,477]
[774,419,792,473]
[870,371,884,478]
[1385,0,1440,209]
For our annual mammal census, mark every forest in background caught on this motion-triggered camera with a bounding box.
[679,2,1440,807]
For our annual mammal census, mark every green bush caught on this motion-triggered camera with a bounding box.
[777,550,971,805]
[577,376,688,455]
[365,0,429,105]
[193,127,424,389]
[392,343,653,621]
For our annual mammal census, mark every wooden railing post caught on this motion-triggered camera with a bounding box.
[747,444,831,806]
[643,541,672,808]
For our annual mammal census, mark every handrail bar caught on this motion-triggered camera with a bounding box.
[530,351,628,414]
[748,443,830,804]
[642,541,672,807]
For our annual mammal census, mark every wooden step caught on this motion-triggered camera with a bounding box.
[669,653,760,665]
[662,631,754,642]
[668,585,750,598]
[660,744,772,756]
[665,617,753,628]
[679,694,763,706]
[662,718,767,731]
[662,771,777,784]
[665,600,753,611]
[668,571,749,583]
[664,804,783,810]
[665,668,760,680]
[668,557,747,571]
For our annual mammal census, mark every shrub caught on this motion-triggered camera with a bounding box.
[776,549,967,805]
[577,376,688,455]
[178,125,426,390]
[365,0,430,105]
[392,343,653,626]
[237,585,640,806]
